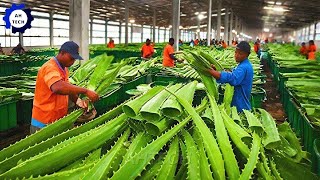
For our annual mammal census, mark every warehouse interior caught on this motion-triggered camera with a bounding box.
[0,0,320,179]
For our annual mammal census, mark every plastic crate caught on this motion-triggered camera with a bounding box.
[301,114,320,154]
[94,87,123,116]
[251,87,266,108]
[0,100,18,131]
[313,139,320,175]
[152,75,190,84]
[17,97,33,124]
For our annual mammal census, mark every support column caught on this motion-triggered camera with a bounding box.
[69,0,90,61]
[90,17,93,44]
[105,19,108,44]
[234,15,238,39]
[314,23,317,41]
[229,10,233,44]
[216,0,221,40]
[153,9,156,42]
[49,11,54,47]
[131,23,133,43]
[224,7,229,43]
[172,0,180,50]
[119,22,122,43]
[164,27,167,42]
[197,19,200,39]
[158,27,160,43]
[141,24,144,42]
[12,0,23,45]
[206,0,212,46]
[124,0,129,46]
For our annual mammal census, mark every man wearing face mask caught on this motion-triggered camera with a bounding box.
[208,41,254,112]
[31,41,100,133]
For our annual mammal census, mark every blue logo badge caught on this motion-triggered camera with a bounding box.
[3,3,34,34]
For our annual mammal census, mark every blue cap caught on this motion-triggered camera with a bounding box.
[60,41,83,60]
[236,41,251,54]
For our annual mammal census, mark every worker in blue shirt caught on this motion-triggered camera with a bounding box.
[208,41,254,112]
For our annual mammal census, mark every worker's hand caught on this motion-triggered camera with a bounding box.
[76,98,89,112]
[177,59,184,63]
[210,64,217,71]
[85,90,100,102]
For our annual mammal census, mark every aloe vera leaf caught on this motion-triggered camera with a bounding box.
[201,105,214,123]
[140,84,182,122]
[278,135,298,157]
[208,96,240,180]
[87,55,113,91]
[145,118,175,136]
[155,137,179,180]
[139,153,166,180]
[0,104,123,174]
[231,106,242,124]
[175,139,188,180]
[60,148,101,172]
[268,156,283,180]
[221,107,252,144]
[277,122,308,162]
[181,129,200,180]
[193,128,214,180]
[199,51,224,71]
[258,109,281,149]
[30,162,95,180]
[121,132,153,166]
[199,73,219,100]
[95,63,124,96]
[82,129,130,179]
[128,119,145,133]
[0,114,128,179]
[222,108,272,179]
[239,133,261,180]
[110,98,208,180]
[168,89,225,180]
[0,109,83,163]
[244,110,264,133]
[223,84,234,115]
[123,86,164,117]
[161,81,198,118]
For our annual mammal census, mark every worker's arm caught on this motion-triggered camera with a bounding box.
[211,66,246,86]
[51,80,99,102]
[141,50,144,57]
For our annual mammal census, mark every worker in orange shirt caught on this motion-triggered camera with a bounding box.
[222,40,227,49]
[141,39,154,59]
[163,38,183,67]
[299,42,308,58]
[107,38,115,48]
[307,40,317,60]
[194,39,199,46]
[31,41,100,134]
[254,39,261,58]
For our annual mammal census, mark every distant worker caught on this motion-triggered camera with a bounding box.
[141,39,154,59]
[299,42,308,58]
[31,41,100,134]
[162,38,183,67]
[190,40,195,47]
[254,39,261,58]
[194,39,199,46]
[0,43,4,55]
[207,41,253,112]
[307,40,317,60]
[222,40,227,49]
[107,38,115,48]
[11,43,25,55]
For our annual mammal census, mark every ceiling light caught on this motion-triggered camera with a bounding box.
[264,28,270,32]
[198,14,205,20]
[195,12,199,15]
[168,25,172,28]
[179,26,183,29]
[196,29,200,32]
[276,2,282,5]
[267,1,274,4]
[264,6,288,12]
[181,13,187,17]
[269,33,273,37]
[129,19,135,23]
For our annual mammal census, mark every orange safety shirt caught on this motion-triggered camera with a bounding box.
[163,44,175,67]
[254,44,260,53]
[222,42,227,49]
[141,44,154,58]
[308,44,317,52]
[107,42,115,48]
[300,46,308,55]
[32,58,69,124]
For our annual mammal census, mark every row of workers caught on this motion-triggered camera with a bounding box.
[30,39,254,133]
[299,40,317,60]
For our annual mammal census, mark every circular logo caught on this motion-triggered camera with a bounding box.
[9,9,27,28]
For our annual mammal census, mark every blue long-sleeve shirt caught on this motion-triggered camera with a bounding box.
[217,59,254,112]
